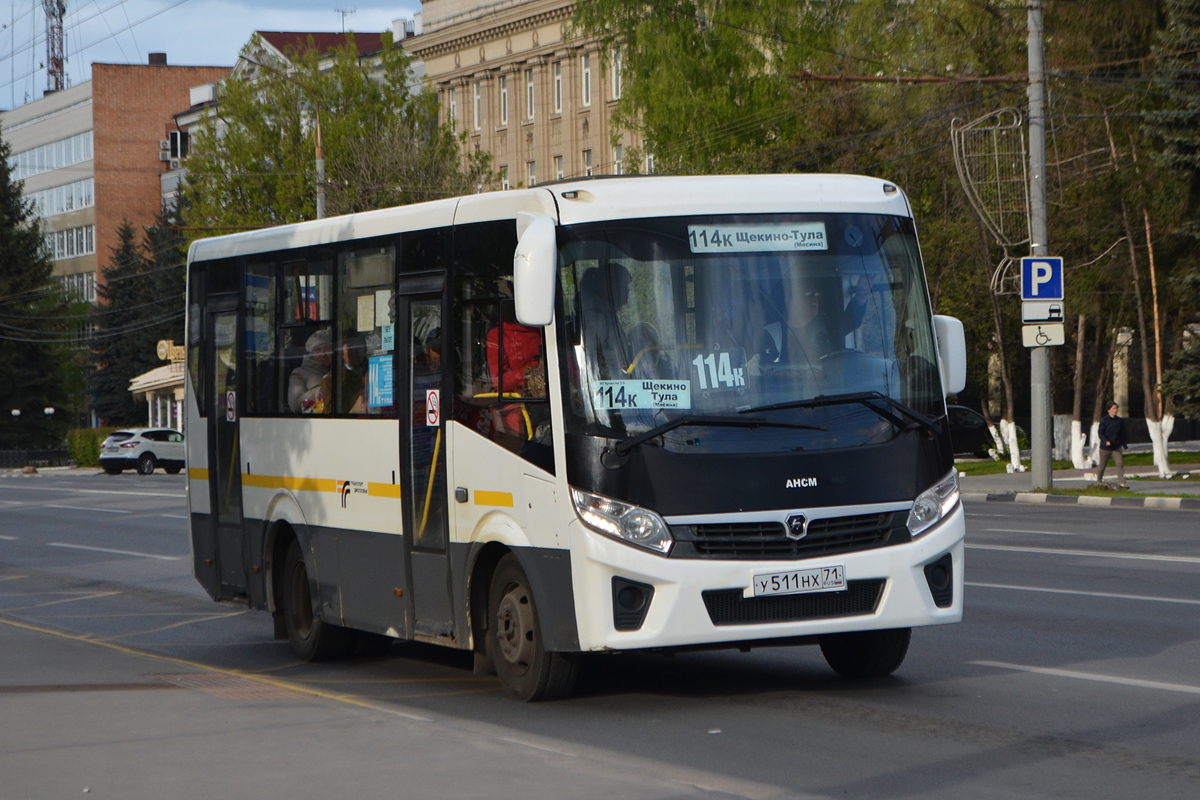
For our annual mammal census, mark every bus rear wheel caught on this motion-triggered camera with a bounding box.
[819,628,911,678]
[281,539,355,661]
[487,554,577,702]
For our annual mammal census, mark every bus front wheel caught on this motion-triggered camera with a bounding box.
[819,628,911,678]
[487,554,577,702]
[281,540,355,661]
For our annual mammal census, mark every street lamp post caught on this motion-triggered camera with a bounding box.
[10,409,19,452]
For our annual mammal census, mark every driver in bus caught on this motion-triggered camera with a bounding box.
[755,271,874,369]
[578,263,633,380]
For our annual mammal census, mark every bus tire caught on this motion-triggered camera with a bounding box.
[281,539,355,661]
[819,627,911,679]
[487,554,577,702]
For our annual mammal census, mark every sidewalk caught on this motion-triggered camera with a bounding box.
[959,460,1200,509]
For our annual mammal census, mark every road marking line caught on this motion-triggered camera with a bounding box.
[47,542,180,561]
[160,514,188,519]
[972,661,1200,696]
[966,581,1200,606]
[0,486,185,498]
[46,505,131,514]
[0,535,17,541]
[982,528,1076,536]
[6,591,122,610]
[966,543,1200,564]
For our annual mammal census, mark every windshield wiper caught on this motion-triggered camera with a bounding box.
[737,391,941,436]
[614,415,827,456]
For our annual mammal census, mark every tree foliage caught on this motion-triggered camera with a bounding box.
[573,0,1199,425]
[87,217,187,426]
[183,32,491,231]
[0,131,74,448]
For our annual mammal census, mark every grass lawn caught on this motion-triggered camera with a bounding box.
[1043,485,1200,499]
[956,450,1200,477]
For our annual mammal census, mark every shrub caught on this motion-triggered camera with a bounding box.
[67,427,118,467]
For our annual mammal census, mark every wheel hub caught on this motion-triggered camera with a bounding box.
[494,582,535,672]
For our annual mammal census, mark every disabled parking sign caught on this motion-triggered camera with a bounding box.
[1021,256,1064,301]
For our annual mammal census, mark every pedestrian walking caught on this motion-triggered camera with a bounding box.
[1096,400,1129,488]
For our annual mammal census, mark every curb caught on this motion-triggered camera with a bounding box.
[962,491,1200,510]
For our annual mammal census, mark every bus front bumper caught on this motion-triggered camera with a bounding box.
[569,501,965,652]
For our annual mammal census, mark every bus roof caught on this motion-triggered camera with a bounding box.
[186,174,911,263]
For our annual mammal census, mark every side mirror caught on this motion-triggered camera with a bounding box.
[513,211,558,326]
[932,315,966,397]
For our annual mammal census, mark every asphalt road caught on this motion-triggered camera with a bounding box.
[2,470,1200,799]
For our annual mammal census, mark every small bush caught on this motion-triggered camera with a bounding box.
[67,427,118,467]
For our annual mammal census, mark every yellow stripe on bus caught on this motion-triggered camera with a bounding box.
[474,490,514,507]
[188,468,209,481]
[368,483,402,498]
[241,474,337,493]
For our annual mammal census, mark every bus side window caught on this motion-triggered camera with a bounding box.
[280,256,335,414]
[451,221,554,473]
[187,266,206,417]
[243,260,277,415]
[335,242,396,417]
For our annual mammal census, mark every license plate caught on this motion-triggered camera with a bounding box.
[752,565,846,597]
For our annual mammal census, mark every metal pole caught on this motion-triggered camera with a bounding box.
[1028,0,1053,489]
[314,103,326,220]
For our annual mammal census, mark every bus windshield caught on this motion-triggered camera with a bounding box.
[556,213,943,454]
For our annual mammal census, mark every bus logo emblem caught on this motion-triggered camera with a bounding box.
[785,514,809,541]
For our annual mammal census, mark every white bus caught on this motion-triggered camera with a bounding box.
[185,174,967,701]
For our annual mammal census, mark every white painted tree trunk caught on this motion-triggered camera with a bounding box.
[987,424,1005,460]
[1070,419,1087,469]
[1088,421,1101,467]
[1148,414,1175,478]
[1000,419,1025,472]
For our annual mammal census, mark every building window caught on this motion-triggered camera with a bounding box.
[29,177,94,219]
[583,149,592,177]
[553,62,562,114]
[45,224,95,261]
[473,82,482,131]
[525,68,535,120]
[60,272,96,303]
[448,87,457,125]
[614,143,624,175]
[554,155,564,181]
[499,75,508,126]
[500,166,509,190]
[527,161,537,187]
[581,54,591,107]
[611,49,623,100]
[169,130,190,159]
[9,130,93,180]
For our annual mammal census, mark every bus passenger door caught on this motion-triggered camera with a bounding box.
[206,300,247,599]
[401,289,454,643]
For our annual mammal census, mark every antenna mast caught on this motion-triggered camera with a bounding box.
[42,0,67,92]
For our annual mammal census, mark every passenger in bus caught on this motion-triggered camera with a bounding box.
[325,336,368,414]
[486,320,543,436]
[578,263,633,379]
[288,329,332,413]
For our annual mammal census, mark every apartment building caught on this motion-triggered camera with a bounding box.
[407,0,642,189]
[1,56,229,301]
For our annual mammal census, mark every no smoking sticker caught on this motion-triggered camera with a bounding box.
[426,389,440,426]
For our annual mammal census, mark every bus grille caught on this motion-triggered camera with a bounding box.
[678,512,904,560]
[702,580,885,626]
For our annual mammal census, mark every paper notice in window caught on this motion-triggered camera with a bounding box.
[357,295,375,332]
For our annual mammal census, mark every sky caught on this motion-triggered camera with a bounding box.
[2,0,421,110]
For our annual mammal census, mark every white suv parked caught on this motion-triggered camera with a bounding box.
[99,428,185,475]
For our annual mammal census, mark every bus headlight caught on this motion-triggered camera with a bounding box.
[570,487,673,555]
[907,468,960,538]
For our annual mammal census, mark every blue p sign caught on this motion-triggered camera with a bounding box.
[1021,256,1064,300]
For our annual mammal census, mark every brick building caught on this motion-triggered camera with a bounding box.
[1,55,229,301]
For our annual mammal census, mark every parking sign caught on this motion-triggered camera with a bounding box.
[1021,256,1064,300]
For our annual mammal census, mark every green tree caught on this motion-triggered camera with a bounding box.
[0,131,73,449]
[87,218,186,426]
[183,31,491,231]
